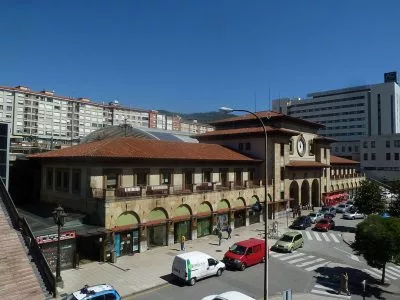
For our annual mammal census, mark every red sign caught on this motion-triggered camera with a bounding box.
[36,231,76,245]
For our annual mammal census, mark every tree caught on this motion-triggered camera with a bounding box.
[352,215,400,283]
[354,180,385,215]
[389,179,400,217]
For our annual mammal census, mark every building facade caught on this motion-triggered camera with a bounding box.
[29,111,364,262]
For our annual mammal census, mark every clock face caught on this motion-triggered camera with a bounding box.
[297,136,306,156]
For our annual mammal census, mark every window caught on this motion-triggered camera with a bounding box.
[341,146,345,152]
[55,169,69,191]
[72,169,81,194]
[335,147,339,152]
[46,168,53,189]
[203,170,211,182]
[395,153,399,161]
[363,141,368,148]
[238,143,243,151]
[280,144,284,156]
[355,146,359,152]
[220,169,228,186]
[136,170,148,186]
[235,169,242,185]
[395,140,400,148]
[280,167,284,180]
[323,148,327,158]
[371,141,375,148]
[348,146,352,152]
[386,153,391,160]
[104,170,118,189]
[363,153,368,160]
[289,139,293,154]
[280,191,284,199]
[245,142,251,150]
[386,140,391,148]
[309,140,314,156]
[371,153,376,160]
[160,169,172,185]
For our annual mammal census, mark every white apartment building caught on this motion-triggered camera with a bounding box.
[272,72,400,162]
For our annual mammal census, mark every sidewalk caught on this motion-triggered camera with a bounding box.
[56,211,314,299]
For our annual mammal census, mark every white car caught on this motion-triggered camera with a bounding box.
[343,210,365,220]
[202,291,255,300]
[308,212,324,223]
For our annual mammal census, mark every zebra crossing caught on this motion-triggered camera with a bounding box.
[270,251,331,272]
[303,230,341,243]
[310,283,351,299]
[362,264,400,282]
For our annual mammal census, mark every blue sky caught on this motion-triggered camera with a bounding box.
[1,1,400,113]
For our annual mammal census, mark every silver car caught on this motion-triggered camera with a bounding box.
[308,212,324,223]
[343,210,365,220]
[336,203,352,213]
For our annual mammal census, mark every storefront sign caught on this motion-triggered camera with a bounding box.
[36,230,76,244]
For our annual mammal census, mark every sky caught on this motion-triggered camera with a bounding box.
[1,0,400,114]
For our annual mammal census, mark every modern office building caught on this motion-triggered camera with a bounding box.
[0,85,213,153]
[272,72,400,163]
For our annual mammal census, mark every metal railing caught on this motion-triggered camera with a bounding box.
[0,179,56,297]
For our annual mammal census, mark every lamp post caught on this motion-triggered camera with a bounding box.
[219,106,269,300]
[52,205,67,284]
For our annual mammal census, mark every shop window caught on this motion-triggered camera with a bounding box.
[386,153,391,160]
[72,169,81,194]
[46,167,53,189]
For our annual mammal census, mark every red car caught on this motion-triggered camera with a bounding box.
[314,218,335,232]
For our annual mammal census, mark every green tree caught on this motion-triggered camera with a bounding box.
[352,215,400,283]
[389,179,400,217]
[354,180,385,215]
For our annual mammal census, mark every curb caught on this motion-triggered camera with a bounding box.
[123,282,171,298]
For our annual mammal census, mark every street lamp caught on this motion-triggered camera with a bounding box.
[219,106,269,300]
[52,205,67,284]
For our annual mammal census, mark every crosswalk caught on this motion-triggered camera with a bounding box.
[270,251,331,272]
[362,265,400,282]
[311,283,351,299]
[303,230,341,243]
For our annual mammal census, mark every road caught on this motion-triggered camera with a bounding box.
[128,214,400,300]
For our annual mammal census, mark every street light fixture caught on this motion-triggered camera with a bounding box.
[52,205,67,285]
[219,106,269,300]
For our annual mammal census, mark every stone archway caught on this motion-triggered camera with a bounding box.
[173,205,192,242]
[311,179,320,207]
[289,181,299,208]
[197,202,213,238]
[233,197,246,228]
[115,211,140,229]
[301,180,310,207]
[146,208,169,248]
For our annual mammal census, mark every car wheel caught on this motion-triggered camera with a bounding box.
[240,263,246,271]
[262,256,266,263]
[216,268,223,277]
[352,216,355,220]
[189,278,196,286]
[300,241,304,248]
[288,247,293,253]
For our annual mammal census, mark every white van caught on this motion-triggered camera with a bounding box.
[172,251,225,286]
[202,291,256,300]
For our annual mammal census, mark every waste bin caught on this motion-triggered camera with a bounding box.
[110,250,117,263]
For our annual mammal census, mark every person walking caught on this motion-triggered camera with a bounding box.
[227,225,232,239]
[180,234,186,251]
[339,272,350,295]
[218,230,222,246]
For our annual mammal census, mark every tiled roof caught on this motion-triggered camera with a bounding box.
[194,126,298,138]
[286,161,330,168]
[330,155,359,165]
[211,110,324,128]
[28,137,261,162]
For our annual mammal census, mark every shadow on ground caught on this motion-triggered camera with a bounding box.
[332,225,356,233]
[160,274,185,287]
[314,265,399,299]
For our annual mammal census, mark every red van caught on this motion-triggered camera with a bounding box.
[222,238,266,271]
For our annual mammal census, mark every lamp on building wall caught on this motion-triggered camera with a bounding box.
[52,205,67,284]
[219,106,269,300]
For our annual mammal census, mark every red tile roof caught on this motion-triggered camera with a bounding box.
[286,161,330,168]
[330,155,359,165]
[28,137,261,163]
[211,110,324,129]
[194,126,298,138]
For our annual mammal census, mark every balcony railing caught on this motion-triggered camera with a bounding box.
[330,173,365,180]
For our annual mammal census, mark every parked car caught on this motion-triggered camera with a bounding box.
[320,206,336,217]
[202,291,256,300]
[343,210,365,220]
[290,216,312,229]
[380,211,391,218]
[66,284,121,300]
[272,231,304,253]
[314,218,335,232]
[308,212,324,223]
[223,239,265,271]
[336,203,352,213]
[324,213,335,220]
[172,251,225,286]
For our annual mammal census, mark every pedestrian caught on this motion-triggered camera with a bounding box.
[227,225,232,239]
[340,272,350,295]
[180,234,186,251]
[218,230,222,246]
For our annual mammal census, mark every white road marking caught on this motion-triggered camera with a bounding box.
[333,246,360,262]
[279,253,304,261]
[287,255,315,264]
[322,232,330,242]
[270,252,287,258]
[389,265,400,272]
[388,266,400,276]
[363,269,388,281]
[296,257,325,267]
[313,231,322,241]
[305,231,313,240]
[372,268,397,280]
[330,233,340,243]
[311,289,351,299]
[385,268,400,277]
[305,260,330,271]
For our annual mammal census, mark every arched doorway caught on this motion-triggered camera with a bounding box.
[311,179,320,207]
[289,181,299,208]
[146,208,168,249]
[301,180,310,207]
[233,197,246,228]
[114,211,141,256]
[197,201,213,238]
[173,205,192,243]
[216,199,230,229]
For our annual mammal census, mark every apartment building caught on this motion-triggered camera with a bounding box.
[272,72,400,164]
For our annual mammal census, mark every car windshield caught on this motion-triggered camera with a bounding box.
[338,205,345,208]
[229,244,247,255]
[280,235,294,242]
[318,219,328,224]
[309,213,316,217]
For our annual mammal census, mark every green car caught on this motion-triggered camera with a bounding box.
[273,231,304,253]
